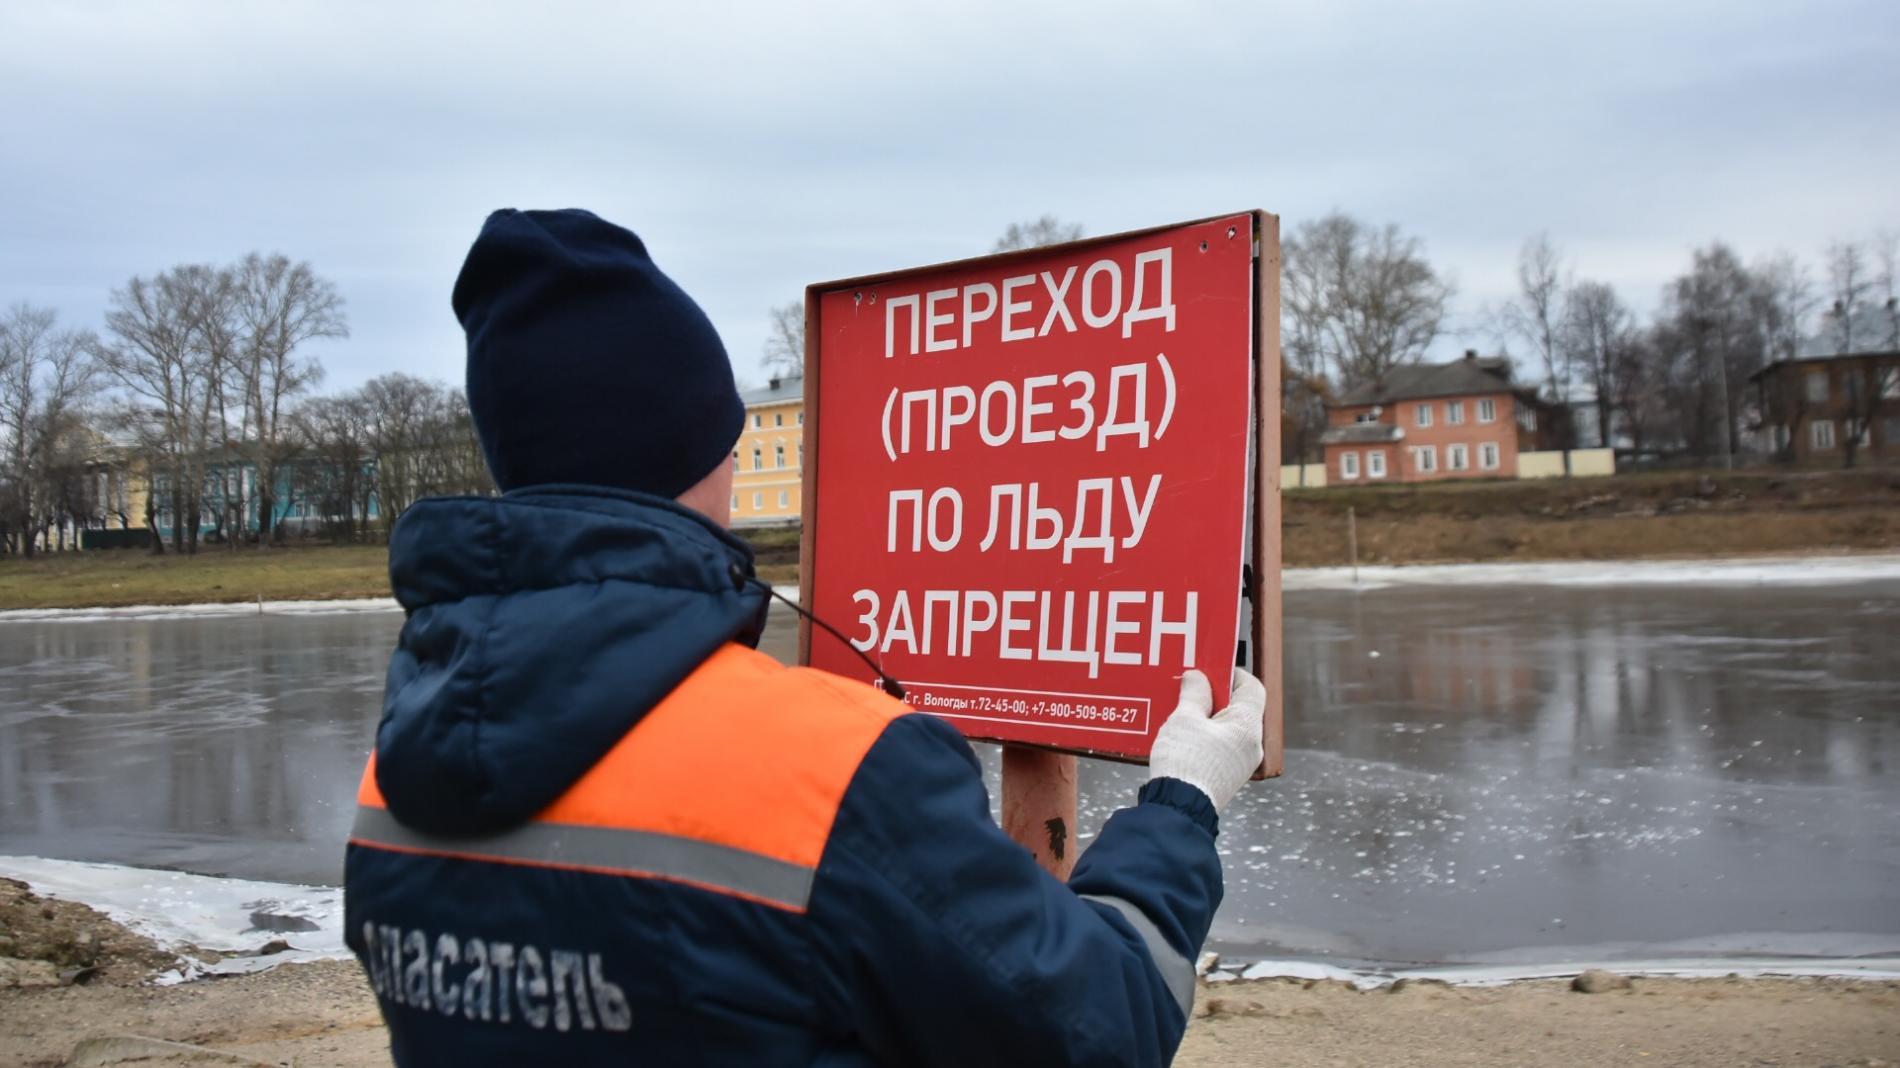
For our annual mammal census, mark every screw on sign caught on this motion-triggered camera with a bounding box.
[799,213,1284,865]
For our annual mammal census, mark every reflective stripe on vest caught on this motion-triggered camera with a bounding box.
[351,643,908,914]
[1079,893,1197,1019]
[350,804,815,911]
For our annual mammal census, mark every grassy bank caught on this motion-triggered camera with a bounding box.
[3,469,1895,610]
[0,544,393,610]
[1282,467,1900,567]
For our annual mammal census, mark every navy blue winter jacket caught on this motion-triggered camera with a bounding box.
[344,486,1223,1066]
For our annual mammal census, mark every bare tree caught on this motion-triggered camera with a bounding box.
[1838,238,1898,468]
[1656,244,1763,464]
[1562,281,1642,450]
[289,392,375,540]
[0,304,98,555]
[1504,234,1573,407]
[1815,240,1887,467]
[1749,253,1816,366]
[434,388,493,497]
[361,372,458,528]
[761,300,804,377]
[194,269,248,547]
[1618,329,1677,457]
[101,402,170,551]
[992,215,1084,253]
[98,265,232,553]
[1282,212,1454,389]
[1280,360,1330,479]
[234,253,345,544]
[1823,240,1872,353]
[1743,254,1817,461]
[1874,231,1900,352]
[39,412,106,549]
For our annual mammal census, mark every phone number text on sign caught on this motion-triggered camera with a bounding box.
[904,682,1152,736]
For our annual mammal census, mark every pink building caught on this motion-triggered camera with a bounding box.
[1319,353,1560,484]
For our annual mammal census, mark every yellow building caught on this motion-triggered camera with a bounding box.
[731,375,804,526]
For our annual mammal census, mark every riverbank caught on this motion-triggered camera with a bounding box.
[3,866,1898,1066]
[2,469,1895,610]
[2,958,1895,1067]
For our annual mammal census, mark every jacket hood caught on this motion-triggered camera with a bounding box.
[374,485,770,836]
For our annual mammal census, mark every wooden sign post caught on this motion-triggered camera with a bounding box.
[799,213,1283,877]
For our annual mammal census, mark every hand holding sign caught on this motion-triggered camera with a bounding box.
[1149,668,1266,812]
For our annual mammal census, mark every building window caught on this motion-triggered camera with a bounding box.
[775,412,784,427]
[1881,367,1900,400]
[732,451,739,472]
[1413,445,1437,473]
[1341,451,1360,479]
[798,411,804,425]
[752,448,762,470]
[1882,415,1900,446]
[778,490,789,507]
[775,444,786,468]
[1447,400,1465,425]
[1479,442,1500,469]
[1353,410,1379,424]
[752,413,762,429]
[1416,403,1434,428]
[1811,419,1835,450]
[753,492,763,509]
[1448,443,1469,471]
[731,495,739,512]
[1518,406,1538,431]
[798,443,804,467]
[1478,398,1497,423]
[1368,450,1386,478]
[1806,373,1829,404]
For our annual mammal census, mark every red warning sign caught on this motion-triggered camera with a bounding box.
[801,212,1280,763]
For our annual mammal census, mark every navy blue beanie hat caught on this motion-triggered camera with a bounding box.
[452,208,744,498]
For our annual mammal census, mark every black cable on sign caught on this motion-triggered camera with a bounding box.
[729,564,907,701]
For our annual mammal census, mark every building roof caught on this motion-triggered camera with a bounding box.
[1319,423,1405,446]
[1334,355,1515,407]
[1749,310,1900,382]
[741,374,804,407]
[1797,306,1900,360]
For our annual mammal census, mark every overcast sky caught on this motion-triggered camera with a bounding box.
[4,1,1896,391]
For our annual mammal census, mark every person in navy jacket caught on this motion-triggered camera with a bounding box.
[344,207,1269,1067]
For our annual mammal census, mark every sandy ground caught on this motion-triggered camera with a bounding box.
[3,879,1899,1065]
[0,959,1895,1067]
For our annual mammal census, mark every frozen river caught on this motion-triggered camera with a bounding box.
[2,569,1896,967]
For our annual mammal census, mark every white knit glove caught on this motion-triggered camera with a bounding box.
[1148,668,1266,812]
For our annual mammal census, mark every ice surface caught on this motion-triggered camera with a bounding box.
[3,555,1896,982]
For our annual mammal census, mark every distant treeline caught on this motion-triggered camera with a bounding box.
[0,255,487,556]
[1280,217,1899,466]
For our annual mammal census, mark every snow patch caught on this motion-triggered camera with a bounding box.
[0,856,348,982]
[0,598,401,625]
[1219,952,1900,990]
[1284,554,1900,592]
[1238,958,1362,983]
